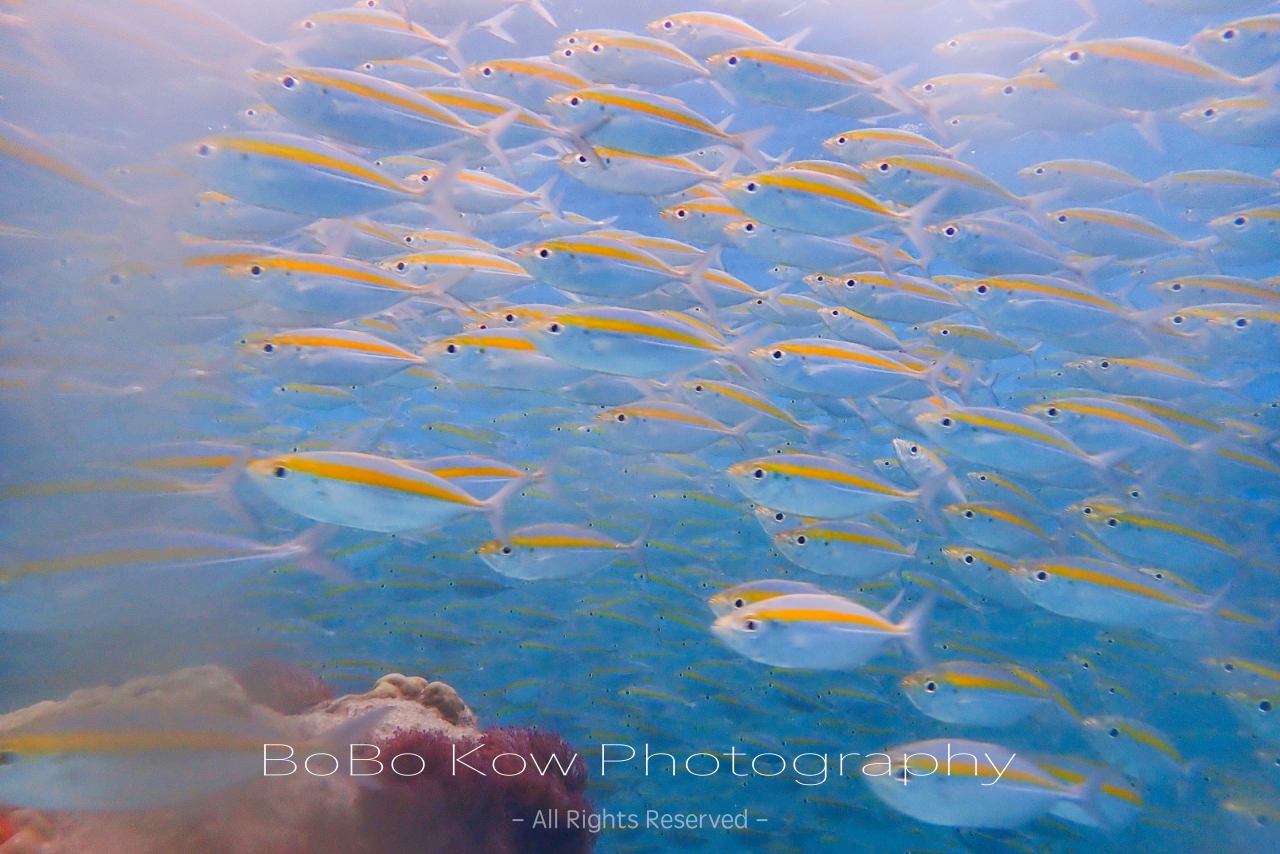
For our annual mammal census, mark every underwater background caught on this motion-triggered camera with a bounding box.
[1,0,1279,851]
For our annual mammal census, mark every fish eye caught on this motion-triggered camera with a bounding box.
[1083,506,1093,514]
[1236,317,1249,327]
[250,265,262,276]
[923,83,934,92]
[1068,50,1081,61]
[1222,28,1236,40]
[675,208,687,218]
[502,546,512,555]
[963,510,974,518]
[963,554,974,564]
[878,162,890,172]
[197,143,212,156]
[1108,728,1120,738]
[1170,282,1182,290]
[774,512,784,521]
[753,468,765,479]
[616,413,626,422]
[845,278,857,287]
[395,261,407,272]
[563,48,573,56]
[263,343,274,353]
[1057,215,1068,223]
[745,181,757,192]
[1172,315,1184,324]
[795,535,808,546]
[1107,518,1118,527]
[1224,663,1235,671]
[576,154,588,164]
[590,43,601,52]
[734,597,745,607]
[569,96,581,106]
[1003,85,1014,95]
[727,56,738,66]
[943,226,956,236]
[924,680,937,692]
[482,66,493,76]
[1035,570,1049,581]
[755,299,764,305]
[744,619,758,631]
[948,40,958,47]
[362,63,374,71]
[548,323,561,333]
[1153,572,1164,579]
[1261,700,1273,712]
[446,343,457,353]
[976,284,988,294]
[1046,407,1058,416]
[836,136,846,144]
[663,20,673,29]
[771,350,783,360]
[831,309,840,317]
[694,384,703,392]
[281,76,297,89]
[1204,108,1215,117]
[940,417,953,427]
[743,222,755,232]
[1234,216,1247,226]
[1129,489,1140,498]
[273,466,287,478]
[1034,167,1044,175]
[538,248,551,258]
[940,328,949,335]
[420,173,431,183]
[302,20,314,29]
[1099,360,1110,368]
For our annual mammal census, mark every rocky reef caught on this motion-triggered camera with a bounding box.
[0,663,594,854]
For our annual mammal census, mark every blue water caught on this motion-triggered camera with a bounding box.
[1,0,1278,850]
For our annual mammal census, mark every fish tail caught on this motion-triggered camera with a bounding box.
[731,125,774,171]
[627,523,652,572]
[477,108,521,180]
[526,0,558,27]
[901,188,947,262]
[533,175,561,219]
[475,6,518,45]
[777,27,811,50]
[729,414,763,452]
[441,22,469,69]
[897,592,936,665]
[288,524,354,583]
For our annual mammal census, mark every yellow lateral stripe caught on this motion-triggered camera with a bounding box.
[285,458,479,506]
[216,136,408,192]
[1036,563,1188,606]
[0,730,266,756]
[13,547,234,578]
[756,608,898,630]
[268,334,418,359]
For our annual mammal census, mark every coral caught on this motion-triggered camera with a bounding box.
[358,726,594,854]
[233,658,335,715]
[0,668,591,854]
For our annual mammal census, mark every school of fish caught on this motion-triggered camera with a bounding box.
[0,0,1278,849]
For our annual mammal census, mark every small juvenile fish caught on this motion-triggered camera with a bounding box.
[902,661,1074,725]
[478,523,645,580]
[707,578,829,617]
[711,591,931,669]
[246,450,533,535]
[554,29,708,86]
[647,11,808,53]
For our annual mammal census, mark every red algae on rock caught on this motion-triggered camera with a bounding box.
[359,726,595,854]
